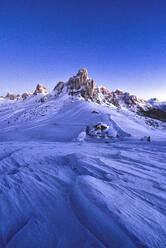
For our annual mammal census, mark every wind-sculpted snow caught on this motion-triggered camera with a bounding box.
[0,77,166,247]
[0,94,166,142]
[0,141,166,248]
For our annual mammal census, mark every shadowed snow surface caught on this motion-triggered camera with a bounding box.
[0,95,166,247]
[0,94,166,141]
[0,141,165,248]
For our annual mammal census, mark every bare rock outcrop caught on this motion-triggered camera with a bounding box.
[5,92,20,100]
[33,84,48,95]
[53,81,65,95]
[66,68,96,99]
[22,92,30,100]
[52,68,97,100]
[51,68,152,112]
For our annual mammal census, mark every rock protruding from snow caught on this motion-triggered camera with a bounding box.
[4,92,32,101]
[3,68,166,123]
[115,89,124,95]
[51,68,97,100]
[86,121,131,140]
[33,84,48,95]
[77,68,88,81]
[66,68,96,100]
[51,68,151,112]
[5,92,20,100]
[53,81,65,95]
[22,92,30,100]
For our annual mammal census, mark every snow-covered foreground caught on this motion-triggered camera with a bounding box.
[0,87,166,247]
[0,140,166,248]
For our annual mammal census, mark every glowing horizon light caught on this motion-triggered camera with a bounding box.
[0,1,166,101]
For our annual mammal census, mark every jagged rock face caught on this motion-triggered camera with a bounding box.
[5,92,20,100]
[2,68,166,125]
[51,69,160,114]
[77,68,88,79]
[109,91,147,108]
[66,68,96,99]
[33,84,48,95]
[52,69,147,110]
[115,89,124,95]
[80,79,96,99]
[22,93,30,100]
[52,68,97,100]
[5,92,31,101]
[54,81,65,95]
[2,69,165,121]
[100,87,113,97]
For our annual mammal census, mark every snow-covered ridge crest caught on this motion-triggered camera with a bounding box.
[48,68,166,123]
[0,69,161,111]
[2,83,49,101]
[49,68,149,110]
[0,68,166,142]
[1,68,166,123]
[0,69,162,107]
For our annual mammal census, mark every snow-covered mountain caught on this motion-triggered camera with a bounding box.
[0,68,166,142]
[0,69,166,248]
[1,68,166,120]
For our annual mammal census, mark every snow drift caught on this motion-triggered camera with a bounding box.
[0,69,166,248]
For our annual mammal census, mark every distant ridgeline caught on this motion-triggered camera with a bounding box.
[1,68,166,122]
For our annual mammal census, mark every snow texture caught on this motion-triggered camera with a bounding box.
[0,92,166,248]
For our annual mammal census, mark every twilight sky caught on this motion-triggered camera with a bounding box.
[0,0,166,100]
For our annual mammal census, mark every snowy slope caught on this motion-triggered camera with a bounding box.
[0,92,166,142]
[148,98,166,111]
[0,69,166,248]
[0,141,166,248]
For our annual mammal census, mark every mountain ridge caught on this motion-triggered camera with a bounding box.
[1,68,166,123]
[0,70,166,248]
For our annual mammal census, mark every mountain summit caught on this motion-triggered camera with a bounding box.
[33,84,48,95]
[1,69,166,123]
[52,68,145,107]
[53,68,96,100]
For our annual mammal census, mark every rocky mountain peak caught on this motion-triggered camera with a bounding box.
[114,89,124,95]
[67,68,91,88]
[33,84,48,95]
[52,69,97,100]
[76,68,88,80]
[52,69,148,109]
[1,68,166,122]
[66,68,97,99]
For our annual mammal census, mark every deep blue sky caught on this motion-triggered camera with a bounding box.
[0,0,166,100]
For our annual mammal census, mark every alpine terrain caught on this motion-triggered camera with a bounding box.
[0,69,166,248]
